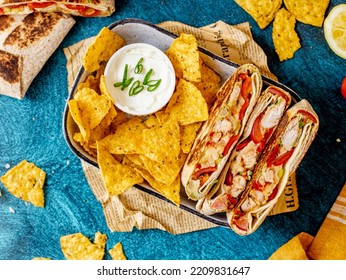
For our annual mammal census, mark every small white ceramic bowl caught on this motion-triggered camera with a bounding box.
[104,43,176,116]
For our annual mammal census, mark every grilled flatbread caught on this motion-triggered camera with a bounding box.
[0,12,75,99]
[0,0,115,17]
[228,99,319,235]
[181,64,263,201]
[198,86,291,215]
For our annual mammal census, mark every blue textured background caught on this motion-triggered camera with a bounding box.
[0,0,345,260]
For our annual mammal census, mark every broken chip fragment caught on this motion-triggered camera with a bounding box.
[60,232,108,260]
[272,8,301,61]
[0,160,46,207]
[235,0,282,29]
[284,0,330,27]
[109,242,127,260]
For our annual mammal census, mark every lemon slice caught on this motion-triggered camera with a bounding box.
[324,4,346,59]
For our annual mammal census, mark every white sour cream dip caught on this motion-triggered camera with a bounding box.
[104,43,176,116]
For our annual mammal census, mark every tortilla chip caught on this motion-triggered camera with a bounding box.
[235,0,282,29]
[97,143,143,196]
[166,33,201,82]
[60,232,107,260]
[99,117,146,155]
[0,160,46,207]
[155,110,170,124]
[180,122,202,153]
[74,87,112,130]
[141,121,181,163]
[32,257,51,260]
[83,27,125,72]
[192,62,221,108]
[272,8,301,61]
[139,152,187,186]
[109,110,128,132]
[109,242,127,260]
[144,115,161,128]
[100,74,114,103]
[124,157,180,206]
[69,99,89,140]
[77,74,100,94]
[284,0,330,27]
[165,79,208,125]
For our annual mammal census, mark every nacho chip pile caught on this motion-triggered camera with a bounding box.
[69,28,221,206]
[0,160,46,207]
[234,0,330,61]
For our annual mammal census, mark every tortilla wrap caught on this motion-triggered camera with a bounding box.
[228,99,319,235]
[181,63,263,201]
[0,0,115,17]
[198,86,292,215]
[0,12,75,99]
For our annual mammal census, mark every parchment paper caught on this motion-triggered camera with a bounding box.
[63,20,298,234]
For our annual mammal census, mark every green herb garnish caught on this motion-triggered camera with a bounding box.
[143,68,153,85]
[134,58,144,74]
[113,59,162,96]
[147,79,162,91]
[129,80,144,96]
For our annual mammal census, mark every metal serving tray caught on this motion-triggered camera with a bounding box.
[63,18,300,227]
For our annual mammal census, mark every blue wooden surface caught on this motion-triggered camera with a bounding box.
[0,0,345,260]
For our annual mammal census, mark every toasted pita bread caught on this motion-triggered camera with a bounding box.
[0,12,75,99]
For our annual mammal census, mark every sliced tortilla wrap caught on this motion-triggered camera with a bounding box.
[181,63,263,201]
[0,12,75,99]
[227,99,319,235]
[0,0,115,17]
[198,86,291,215]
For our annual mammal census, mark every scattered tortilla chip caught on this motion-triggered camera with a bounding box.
[141,121,181,163]
[83,27,125,72]
[284,0,330,27]
[192,62,221,108]
[0,160,46,207]
[32,257,51,260]
[109,242,127,260]
[100,74,114,103]
[99,117,146,155]
[235,0,282,29]
[166,33,201,82]
[60,232,107,260]
[74,87,112,130]
[166,79,208,125]
[180,122,202,153]
[97,143,143,196]
[272,8,301,61]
